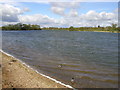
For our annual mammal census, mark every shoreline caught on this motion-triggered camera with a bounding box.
[2,30,119,33]
[1,50,74,89]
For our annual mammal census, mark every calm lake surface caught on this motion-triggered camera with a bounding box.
[2,30,118,88]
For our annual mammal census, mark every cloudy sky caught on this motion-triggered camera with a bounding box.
[0,0,119,27]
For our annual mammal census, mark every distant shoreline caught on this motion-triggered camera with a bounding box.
[1,23,119,33]
[1,29,119,33]
[87,30,119,33]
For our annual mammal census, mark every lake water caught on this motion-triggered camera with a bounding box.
[2,30,118,88]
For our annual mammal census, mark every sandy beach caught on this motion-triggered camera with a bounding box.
[1,52,72,88]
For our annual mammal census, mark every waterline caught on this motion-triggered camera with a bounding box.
[0,49,75,89]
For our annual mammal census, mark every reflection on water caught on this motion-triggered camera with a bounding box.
[2,30,118,88]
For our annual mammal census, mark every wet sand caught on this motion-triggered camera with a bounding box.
[1,52,71,88]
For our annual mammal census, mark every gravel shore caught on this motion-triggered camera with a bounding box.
[1,52,69,88]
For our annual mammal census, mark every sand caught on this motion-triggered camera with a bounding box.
[1,52,72,89]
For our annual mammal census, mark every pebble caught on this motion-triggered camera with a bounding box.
[71,77,75,83]
[58,64,62,68]
[11,60,17,62]
[6,69,10,72]
[11,84,13,87]
[8,62,13,65]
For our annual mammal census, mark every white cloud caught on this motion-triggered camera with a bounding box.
[19,10,117,27]
[51,7,65,16]
[50,2,80,9]
[1,21,19,26]
[50,2,80,16]
[19,14,58,27]
[22,7,30,12]
[0,4,23,22]
[78,10,117,27]
[69,9,78,17]
[0,4,28,22]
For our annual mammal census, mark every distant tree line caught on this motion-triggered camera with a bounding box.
[1,23,120,33]
[42,23,120,33]
[1,23,42,30]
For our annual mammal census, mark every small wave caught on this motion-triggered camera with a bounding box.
[63,68,118,77]
[61,64,80,68]
[104,80,118,84]
[80,76,118,84]
[64,69,97,75]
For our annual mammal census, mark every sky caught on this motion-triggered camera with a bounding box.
[0,0,119,27]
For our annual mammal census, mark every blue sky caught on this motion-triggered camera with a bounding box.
[22,2,117,18]
[0,1,118,27]
[23,2,117,13]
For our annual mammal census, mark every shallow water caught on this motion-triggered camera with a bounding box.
[2,30,118,88]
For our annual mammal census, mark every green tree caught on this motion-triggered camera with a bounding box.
[111,23,117,28]
[2,23,42,30]
[69,26,74,31]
